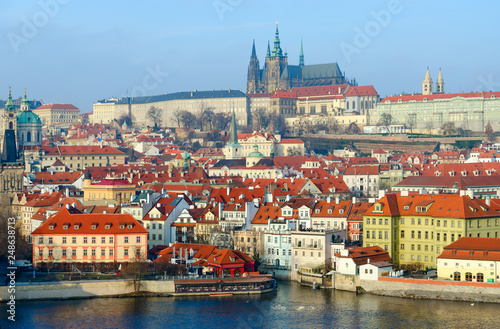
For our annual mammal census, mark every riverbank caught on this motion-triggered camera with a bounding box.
[0,276,277,302]
[332,273,500,304]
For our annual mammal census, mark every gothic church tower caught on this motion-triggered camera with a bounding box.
[422,68,433,95]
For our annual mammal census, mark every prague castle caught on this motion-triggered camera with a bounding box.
[247,23,355,94]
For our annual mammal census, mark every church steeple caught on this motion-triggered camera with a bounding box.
[436,68,445,94]
[271,21,283,57]
[223,108,242,160]
[5,87,15,112]
[228,108,239,146]
[266,41,271,58]
[21,88,29,112]
[299,39,304,68]
[422,67,433,95]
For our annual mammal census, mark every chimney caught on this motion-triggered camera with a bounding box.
[459,190,466,197]
[327,196,331,204]
[352,196,356,204]
[486,197,491,206]
[103,211,107,214]
[335,196,340,204]
[367,258,370,264]
[66,204,70,210]
[65,188,69,198]
[227,187,231,195]
[379,190,386,199]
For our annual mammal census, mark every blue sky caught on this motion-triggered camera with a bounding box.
[1,0,499,113]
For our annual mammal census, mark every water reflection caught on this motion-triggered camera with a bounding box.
[3,281,500,329]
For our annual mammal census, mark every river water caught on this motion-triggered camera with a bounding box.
[2,281,499,328]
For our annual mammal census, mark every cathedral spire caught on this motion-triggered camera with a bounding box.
[299,39,304,68]
[422,67,433,95]
[251,39,257,58]
[271,21,283,57]
[266,41,271,58]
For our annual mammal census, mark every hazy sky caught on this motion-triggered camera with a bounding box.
[1,1,499,113]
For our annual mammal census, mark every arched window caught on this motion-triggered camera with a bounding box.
[27,131,31,142]
[9,122,13,129]
[352,101,355,110]
[453,272,460,281]
[477,273,484,282]
[20,132,24,142]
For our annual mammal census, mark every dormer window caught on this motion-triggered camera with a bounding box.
[339,209,344,214]
[127,224,132,229]
[328,209,332,214]
[230,257,235,262]
[315,209,320,214]
[91,225,97,229]
[120,225,125,229]
[63,225,68,230]
[105,224,111,229]
[74,225,79,230]
[49,225,55,230]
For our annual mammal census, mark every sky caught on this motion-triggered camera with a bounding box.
[1,0,499,113]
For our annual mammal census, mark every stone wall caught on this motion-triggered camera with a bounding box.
[0,280,175,302]
[360,277,500,303]
[333,273,359,292]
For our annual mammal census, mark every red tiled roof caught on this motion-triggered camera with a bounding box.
[344,85,379,97]
[31,208,148,235]
[35,104,79,110]
[439,237,500,261]
[381,91,500,103]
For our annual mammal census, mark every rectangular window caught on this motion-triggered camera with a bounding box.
[401,218,405,224]
[91,249,96,256]
[124,237,129,243]
[411,231,415,239]
[101,249,105,256]
[48,249,53,257]
[39,249,43,257]
[379,231,382,239]
[84,237,88,244]
[437,233,440,241]
[401,230,405,238]
[83,249,88,256]
[110,249,114,256]
[418,231,421,239]
[159,234,162,240]
[72,249,76,257]
[366,231,370,239]
[400,244,405,250]
[62,237,66,244]
[92,237,96,244]
[38,237,43,244]
[101,237,106,244]
[136,236,141,243]
[384,231,388,239]
[62,249,67,257]
[124,249,129,256]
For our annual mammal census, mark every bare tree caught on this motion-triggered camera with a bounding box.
[172,109,183,128]
[425,121,434,135]
[118,113,134,127]
[378,113,392,133]
[181,111,197,129]
[345,122,361,135]
[440,122,456,136]
[146,106,162,129]
[327,117,342,134]
[213,113,231,131]
[252,108,271,131]
[406,113,417,138]
[202,108,215,131]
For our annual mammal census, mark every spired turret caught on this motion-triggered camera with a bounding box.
[436,68,445,94]
[422,67,433,95]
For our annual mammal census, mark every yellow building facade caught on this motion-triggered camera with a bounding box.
[363,194,500,270]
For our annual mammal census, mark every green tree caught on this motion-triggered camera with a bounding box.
[345,122,361,135]
[378,113,392,133]
[485,121,495,142]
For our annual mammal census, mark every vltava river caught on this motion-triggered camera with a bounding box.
[2,281,499,328]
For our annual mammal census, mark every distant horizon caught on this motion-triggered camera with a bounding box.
[2,1,499,113]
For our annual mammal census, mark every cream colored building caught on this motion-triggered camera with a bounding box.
[290,230,334,281]
[40,145,126,170]
[93,90,251,128]
[437,237,500,282]
[33,104,79,127]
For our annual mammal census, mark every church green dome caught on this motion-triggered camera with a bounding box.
[248,144,265,158]
[17,110,41,124]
